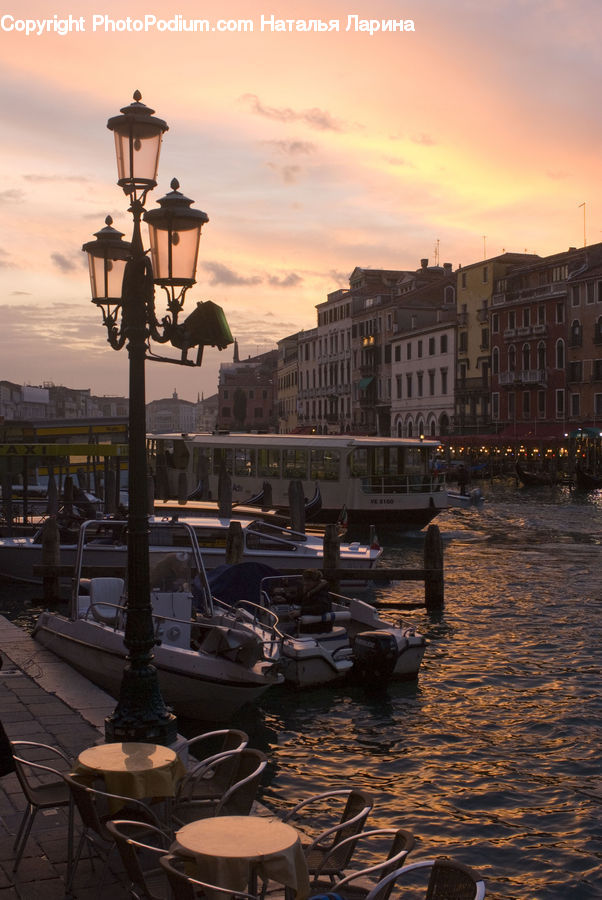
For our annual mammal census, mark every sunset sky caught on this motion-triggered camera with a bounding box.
[1,0,600,402]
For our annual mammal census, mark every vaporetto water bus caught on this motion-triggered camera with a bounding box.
[147,433,447,529]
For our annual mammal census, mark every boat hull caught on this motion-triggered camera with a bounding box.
[33,613,279,721]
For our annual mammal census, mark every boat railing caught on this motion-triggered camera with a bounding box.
[217,595,284,660]
[359,475,443,495]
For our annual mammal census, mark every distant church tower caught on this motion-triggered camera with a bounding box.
[233,339,240,363]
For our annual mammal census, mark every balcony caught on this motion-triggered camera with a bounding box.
[498,368,547,387]
[532,324,547,336]
[503,328,516,339]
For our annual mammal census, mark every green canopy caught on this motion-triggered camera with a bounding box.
[358,376,374,390]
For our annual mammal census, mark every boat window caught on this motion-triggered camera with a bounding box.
[310,449,340,481]
[283,449,308,479]
[405,447,428,473]
[348,448,369,477]
[257,448,280,478]
[212,448,233,475]
[234,447,256,477]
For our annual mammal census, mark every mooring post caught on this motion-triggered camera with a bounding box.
[63,475,74,518]
[105,468,117,515]
[262,480,273,511]
[41,516,61,607]
[289,479,305,534]
[323,523,341,593]
[424,523,444,609]
[147,475,155,516]
[225,520,244,564]
[177,472,188,504]
[218,466,232,518]
[1,474,13,536]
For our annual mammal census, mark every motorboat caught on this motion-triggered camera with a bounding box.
[208,564,426,689]
[0,513,381,584]
[446,487,485,508]
[32,520,284,721]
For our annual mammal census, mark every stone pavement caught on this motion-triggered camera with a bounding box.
[0,614,137,898]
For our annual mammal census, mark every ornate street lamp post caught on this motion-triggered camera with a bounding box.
[83,92,232,744]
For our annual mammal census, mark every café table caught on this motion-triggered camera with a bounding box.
[173,814,311,900]
[73,741,186,809]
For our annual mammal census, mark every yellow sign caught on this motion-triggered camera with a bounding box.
[0,443,129,457]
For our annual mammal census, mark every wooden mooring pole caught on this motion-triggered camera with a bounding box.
[41,517,61,606]
[423,523,444,610]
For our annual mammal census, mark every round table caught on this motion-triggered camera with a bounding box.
[174,814,310,899]
[74,741,186,804]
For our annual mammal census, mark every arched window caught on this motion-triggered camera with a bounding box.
[439,413,450,436]
[508,345,516,372]
[537,341,546,370]
[407,419,413,438]
[556,338,565,369]
[522,343,531,371]
[397,420,402,438]
[492,346,499,375]
[418,419,424,437]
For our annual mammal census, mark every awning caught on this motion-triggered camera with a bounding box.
[358,376,374,391]
[570,426,602,439]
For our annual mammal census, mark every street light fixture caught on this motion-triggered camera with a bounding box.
[83,92,232,744]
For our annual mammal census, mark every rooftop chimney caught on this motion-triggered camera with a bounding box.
[420,258,428,269]
[443,262,453,274]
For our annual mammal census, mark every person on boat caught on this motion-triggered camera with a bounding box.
[456,464,469,496]
[295,569,333,633]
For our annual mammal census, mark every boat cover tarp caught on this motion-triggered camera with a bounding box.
[208,562,280,605]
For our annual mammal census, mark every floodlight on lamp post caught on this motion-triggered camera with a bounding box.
[83,91,231,745]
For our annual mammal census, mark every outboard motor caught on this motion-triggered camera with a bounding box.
[353,630,399,682]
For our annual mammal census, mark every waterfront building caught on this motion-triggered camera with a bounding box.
[196,393,218,432]
[391,306,456,438]
[455,253,538,435]
[217,347,278,432]
[277,333,300,433]
[146,390,197,434]
[297,326,319,431]
[490,243,602,438]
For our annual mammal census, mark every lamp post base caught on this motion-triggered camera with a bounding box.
[104,663,178,746]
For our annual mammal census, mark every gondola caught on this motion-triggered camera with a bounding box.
[515,461,557,487]
[574,462,602,490]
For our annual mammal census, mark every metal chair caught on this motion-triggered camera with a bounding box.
[10,740,74,876]
[159,853,259,900]
[363,857,486,900]
[172,748,267,826]
[176,728,248,804]
[311,827,415,897]
[105,819,172,900]
[283,788,373,881]
[64,772,164,895]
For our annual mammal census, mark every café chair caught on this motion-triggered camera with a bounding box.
[159,853,260,900]
[10,740,74,875]
[282,788,373,881]
[362,857,486,900]
[172,748,267,826]
[105,819,172,900]
[64,773,164,895]
[310,827,415,897]
[176,729,248,805]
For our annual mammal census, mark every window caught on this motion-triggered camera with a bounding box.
[406,343,412,361]
[538,390,546,418]
[492,347,500,375]
[556,339,565,369]
[394,345,401,362]
[492,313,500,334]
[522,392,530,418]
[417,340,423,358]
[537,305,545,324]
[396,375,402,398]
[483,266,489,283]
[461,271,467,288]
[587,282,595,304]
[508,311,516,329]
[492,392,499,419]
[571,393,580,416]
[593,359,602,381]
[441,369,448,394]
[508,392,515,418]
[429,370,435,395]
[417,372,423,397]
[429,337,435,355]
[459,332,468,351]
[440,334,448,353]
[481,328,489,349]
[508,345,516,372]
[406,374,413,398]
[556,302,565,324]
[522,343,531,370]
[571,286,580,307]
[223,390,229,399]
[523,308,531,327]
[555,389,565,417]
[569,361,583,382]
[595,393,602,416]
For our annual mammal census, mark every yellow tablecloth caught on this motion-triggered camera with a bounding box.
[73,741,186,802]
[174,814,310,899]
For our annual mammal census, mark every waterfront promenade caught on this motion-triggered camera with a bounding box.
[0,614,130,898]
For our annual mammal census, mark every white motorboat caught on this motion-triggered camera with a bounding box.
[446,487,485,508]
[32,520,284,721]
[0,513,381,584]
[209,566,426,689]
